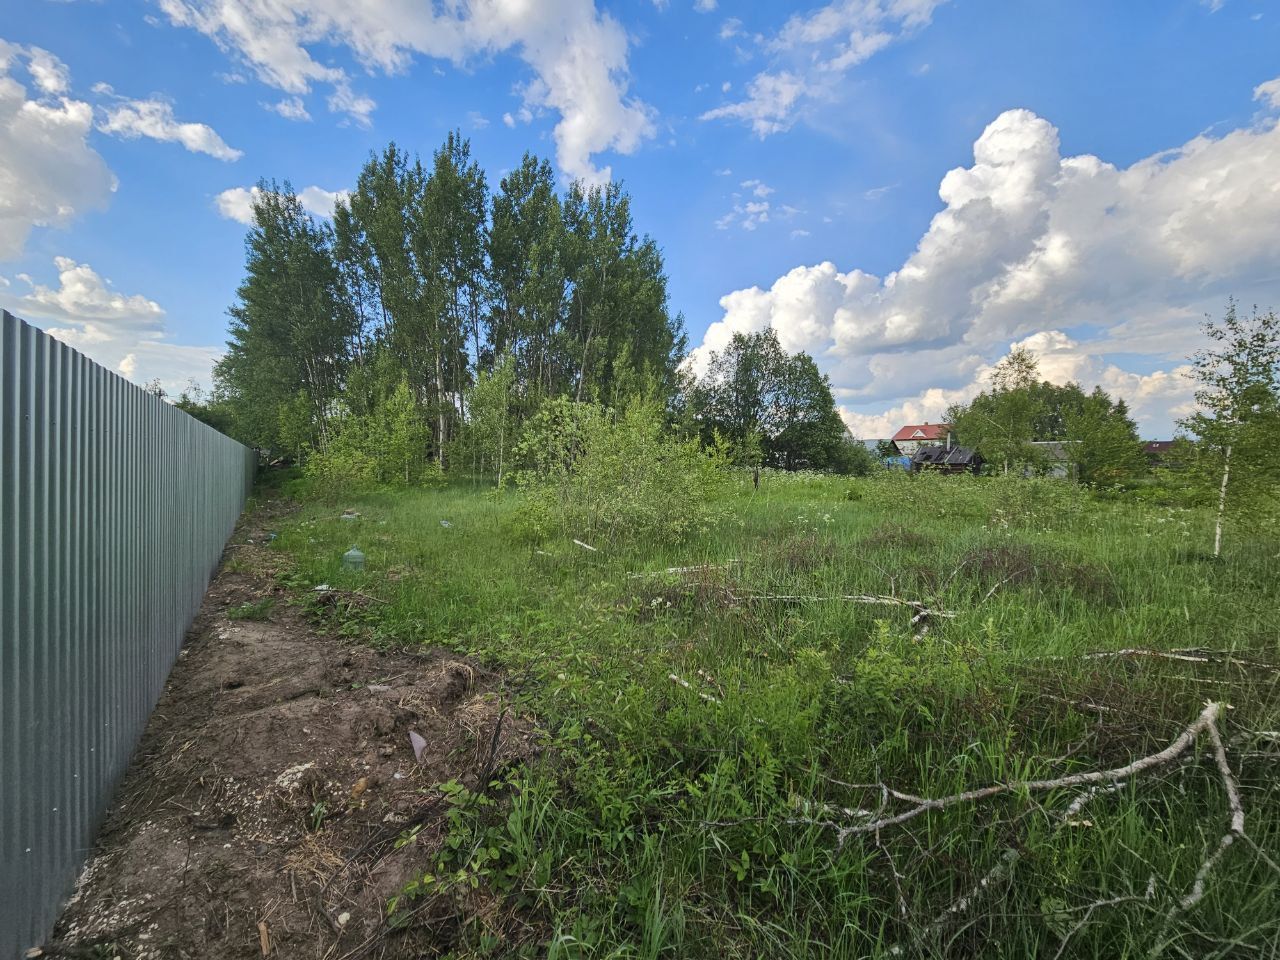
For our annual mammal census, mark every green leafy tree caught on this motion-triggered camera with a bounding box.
[688,329,853,471]
[455,354,518,486]
[1065,387,1145,487]
[513,399,726,546]
[561,181,685,405]
[1179,300,1280,556]
[215,181,355,452]
[486,154,568,406]
[949,347,1045,474]
[173,381,236,435]
[306,380,438,492]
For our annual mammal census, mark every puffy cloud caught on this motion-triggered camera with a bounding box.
[215,184,350,224]
[26,46,70,95]
[703,1,947,136]
[0,41,116,259]
[702,71,806,136]
[297,185,350,218]
[263,96,311,121]
[98,96,242,160]
[1,257,222,394]
[1254,75,1280,110]
[156,0,654,183]
[693,98,1280,437]
[694,0,717,11]
[837,333,1197,439]
[21,256,164,331]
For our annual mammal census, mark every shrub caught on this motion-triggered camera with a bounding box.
[512,398,728,546]
[305,381,444,494]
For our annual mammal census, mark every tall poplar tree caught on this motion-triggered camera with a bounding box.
[215,180,354,454]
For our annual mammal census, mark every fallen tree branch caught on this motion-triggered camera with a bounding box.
[1149,714,1246,957]
[732,591,955,619]
[669,672,720,704]
[1051,877,1157,960]
[932,781,1128,931]
[806,703,1223,847]
[1064,648,1279,670]
[628,561,740,579]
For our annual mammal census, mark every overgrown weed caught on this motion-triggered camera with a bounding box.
[263,469,1280,958]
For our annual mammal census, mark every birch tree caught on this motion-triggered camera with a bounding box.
[1179,300,1280,556]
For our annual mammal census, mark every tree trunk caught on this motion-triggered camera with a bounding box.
[1213,444,1232,558]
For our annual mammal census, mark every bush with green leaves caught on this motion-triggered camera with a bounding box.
[512,398,728,546]
[305,381,444,493]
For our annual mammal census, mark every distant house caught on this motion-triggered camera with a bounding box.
[891,423,952,456]
[911,445,982,475]
[1028,441,1078,480]
[1143,440,1176,463]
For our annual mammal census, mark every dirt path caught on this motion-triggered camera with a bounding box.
[45,501,535,960]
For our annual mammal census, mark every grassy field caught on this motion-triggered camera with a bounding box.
[260,469,1280,958]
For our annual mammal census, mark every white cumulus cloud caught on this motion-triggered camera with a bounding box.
[215,184,350,225]
[1,256,223,394]
[692,92,1280,437]
[0,40,116,260]
[98,96,242,160]
[156,0,654,183]
[264,96,311,121]
[703,1,948,136]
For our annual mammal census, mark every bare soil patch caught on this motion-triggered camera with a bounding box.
[45,501,536,960]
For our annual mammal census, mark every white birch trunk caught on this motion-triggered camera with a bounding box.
[1213,444,1232,558]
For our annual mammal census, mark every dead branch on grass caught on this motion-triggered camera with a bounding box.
[733,591,954,636]
[311,709,509,942]
[803,702,1227,846]
[627,561,740,579]
[803,703,1268,957]
[312,586,387,606]
[1058,648,1280,670]
[669,672,720,704]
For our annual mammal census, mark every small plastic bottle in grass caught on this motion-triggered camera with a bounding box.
[342,546,365,571]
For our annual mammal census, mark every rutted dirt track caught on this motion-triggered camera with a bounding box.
[47,501,535,960]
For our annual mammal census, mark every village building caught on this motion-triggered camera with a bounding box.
[910,444,983,474]
[891,422,952,456]
[1028,440,1078,479]
[1143,440,1179,466]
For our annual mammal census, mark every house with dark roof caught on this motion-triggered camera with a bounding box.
[911,444,983,474]
[891,422,952,456]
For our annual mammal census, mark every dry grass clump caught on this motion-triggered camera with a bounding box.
[630,567,742,621]
[861,521,934,551]
[961,543,1121,605]
[766,528,841,572]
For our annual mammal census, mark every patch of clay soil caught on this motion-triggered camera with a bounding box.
[45,500,537,960]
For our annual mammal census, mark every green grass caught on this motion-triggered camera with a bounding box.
[225,597,276,620]
[266,469,1280,958]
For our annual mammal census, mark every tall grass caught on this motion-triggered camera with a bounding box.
[268,469,1280,958]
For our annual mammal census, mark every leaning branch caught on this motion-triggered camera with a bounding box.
[805,702,1223,847]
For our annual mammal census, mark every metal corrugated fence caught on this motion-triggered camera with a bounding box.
[0,310,256,957]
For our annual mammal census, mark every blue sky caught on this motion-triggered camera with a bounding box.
[2,0,1278,437]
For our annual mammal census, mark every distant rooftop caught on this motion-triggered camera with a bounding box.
[891,423,951,442]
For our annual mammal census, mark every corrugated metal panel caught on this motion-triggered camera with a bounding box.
[0,310,256,958]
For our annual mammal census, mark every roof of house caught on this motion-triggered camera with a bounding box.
[912,445,981,467]
[891,423,951,442]
[1143,440,1176,454]
[1029,440,1077,460]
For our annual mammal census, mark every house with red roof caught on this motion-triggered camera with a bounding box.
[891,422,952,456]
